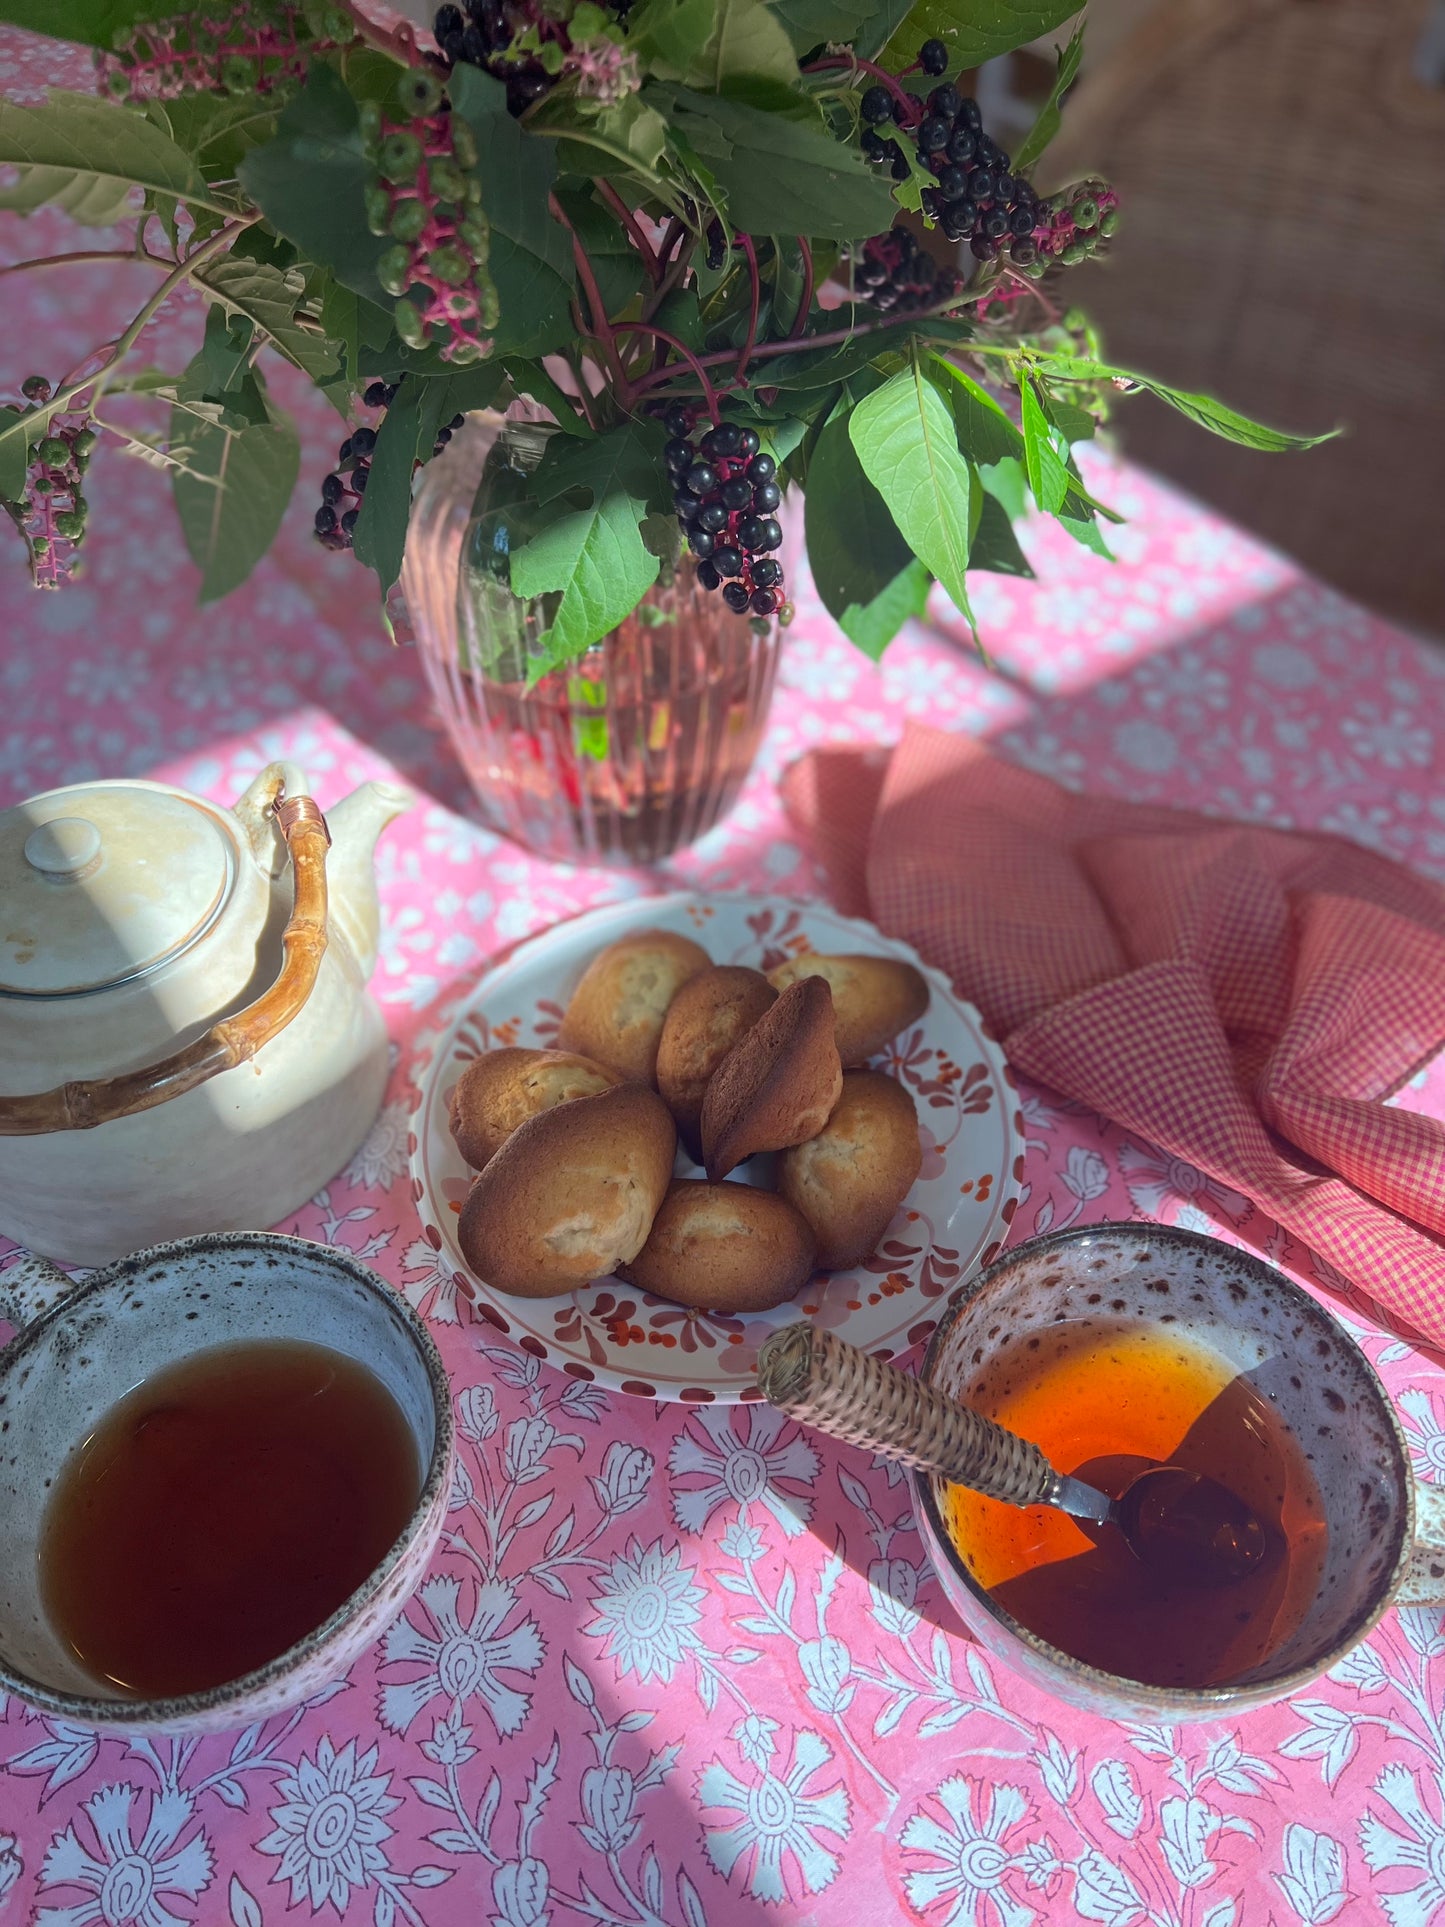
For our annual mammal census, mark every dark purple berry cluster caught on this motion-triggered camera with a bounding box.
[664,407,785,618]
[432,0,635,118]
[314,383,464,553]
[433,1,548,117]
[851,227,962,315]
[3,377,96,589]
[859,42,1046,268]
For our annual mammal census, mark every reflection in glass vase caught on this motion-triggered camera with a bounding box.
[403,413,785,867]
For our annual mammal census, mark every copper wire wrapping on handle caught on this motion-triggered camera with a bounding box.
[0,780,330,1136]
[757,1322,1058,1509]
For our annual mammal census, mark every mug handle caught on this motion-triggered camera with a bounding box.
[0,1253,78,1334]
[1397,1477,1445,1607]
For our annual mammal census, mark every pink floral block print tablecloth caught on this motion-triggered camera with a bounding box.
[7,32,1445,1927]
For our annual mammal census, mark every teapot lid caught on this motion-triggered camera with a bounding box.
[0,781,237,997]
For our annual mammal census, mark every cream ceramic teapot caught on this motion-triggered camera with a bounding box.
[0,762,410,1264]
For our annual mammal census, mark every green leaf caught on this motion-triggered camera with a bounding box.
[879,0,1079,70]
[238,66,388,305]
[1060,454,1123,525]
[0,89,233,223]
[970,490,1034,576]
[852,0,913,60]
[1012,21,1084,173]
[0,407,27,501]
[170,376,299,603]
[1019,375,1068,513]
[698,0,800,84]
[173,305,267,429]
[1137,380,1336,451]
[319,277,361,384]
[1063,504,1117,558]
[930,358,1023,466]
[1028,351,1336,451]
[769,0,875,54]
[352,378,421,594]
[509,426,661,675]
[804,408,912,621]
[0,164,136,225]
[979,454,1026,520]
[1047,398,1096,443]
[630,0,798,86]
[449,65,574,356]
[0,0,186,51]
[841,555,930,660]
[769,235,808,335]
[849,354,974,617]
[499,359,590,436]
[428,362,508,420]
[146,94,279,180]
[590,95,670,168]
[660,87,897,239]
[530,419,666,510]
[194,255,340,383]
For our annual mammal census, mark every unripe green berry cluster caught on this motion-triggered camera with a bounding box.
[95,1,347,104]
[361,73,498,363]
[2,378,97,589]
[1029,179,1120,278]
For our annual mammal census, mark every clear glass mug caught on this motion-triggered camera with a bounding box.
[913,1224,1445,1722]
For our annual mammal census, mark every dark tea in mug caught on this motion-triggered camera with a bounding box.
[40,1339,422,1699]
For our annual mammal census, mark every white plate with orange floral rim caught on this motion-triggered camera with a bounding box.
[406,892,1024,1404]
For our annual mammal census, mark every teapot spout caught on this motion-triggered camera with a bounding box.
[325,780,412,979]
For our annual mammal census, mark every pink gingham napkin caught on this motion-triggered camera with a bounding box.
[782,725,1445,1338]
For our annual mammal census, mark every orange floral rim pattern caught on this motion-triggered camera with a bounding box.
[405,893,1023,1402]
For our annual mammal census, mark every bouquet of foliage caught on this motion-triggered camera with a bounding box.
[0,0,1323,675]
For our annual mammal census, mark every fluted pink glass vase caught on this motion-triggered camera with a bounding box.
[403,413,786,867]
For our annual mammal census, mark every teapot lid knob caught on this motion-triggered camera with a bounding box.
[24,817,102,882]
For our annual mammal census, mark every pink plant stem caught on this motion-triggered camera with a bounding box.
[595,181,660,284]
[630,296,969,398]
[609,324,727,420]
[803,52,919,123]
[735,234,760,385]
[550,194,631,395]
[657,218,685,273]
[644,228,695,327]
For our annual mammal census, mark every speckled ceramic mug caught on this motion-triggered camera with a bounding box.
[914,1224,1445,1723]
[0,1231,454,1734]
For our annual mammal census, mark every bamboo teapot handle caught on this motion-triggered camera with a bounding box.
[0,786,330,1136]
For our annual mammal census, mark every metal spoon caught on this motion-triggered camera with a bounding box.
[756,1322,1268,1589]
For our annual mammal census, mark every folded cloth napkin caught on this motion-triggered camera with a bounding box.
[782,725,1445,1340]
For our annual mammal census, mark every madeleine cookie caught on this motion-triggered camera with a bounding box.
[778,1070,922,1270]
[449,1047,620,1172]
[458,1084,676,1298]
[656,965,777,1160]
[767,953,930,1065]
[701,976,843,1181]
[557,928,712,1084]
[620,1180,816,1313]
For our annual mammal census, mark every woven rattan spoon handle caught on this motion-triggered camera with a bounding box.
[756,1321,1060,1510]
